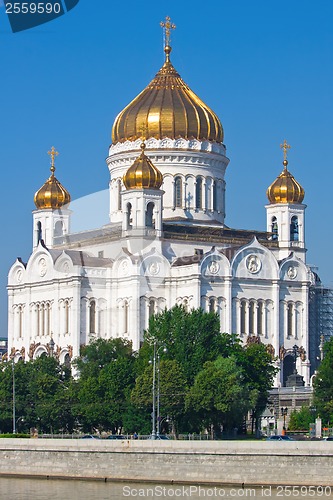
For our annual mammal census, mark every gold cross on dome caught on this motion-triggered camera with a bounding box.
[160,16,176,47]
[280,140,291,162]
[48,146,59,171]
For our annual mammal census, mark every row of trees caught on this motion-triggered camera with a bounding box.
[1,306,278,435]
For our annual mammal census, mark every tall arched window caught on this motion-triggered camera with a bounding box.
[37,221,42,243]
[117,180,122,211]
[18,305,23,338]
[257,301,263,336]
[146,202,155,228]
[287,303,293,337]
[209,297,216,313]
[174,177,182,207]
[54,221,63,237]
[39,304,45,336]
[213,182,217,211]
[89,300,96,334]
[271,217,278,240]
[240,301,246,335]
[124,301,129,333]
[196,177,203,209]
[149,299,156,318]
[45,303,51,336]
[64,300,69,334]
[127,203,132,229]
[64,353,71,369]
[249,302,255,334]
[290,216,299,241]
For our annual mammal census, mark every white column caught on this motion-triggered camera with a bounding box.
[71,279,81,359]
[272,281,280,383]
[225,278,232,333]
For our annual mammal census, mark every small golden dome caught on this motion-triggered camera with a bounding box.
[123,143,163,190]
[267,160,304,204]
[34,147,71,209]
[112,46,223,144]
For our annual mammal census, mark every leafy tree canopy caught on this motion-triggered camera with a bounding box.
[313,337,333,424]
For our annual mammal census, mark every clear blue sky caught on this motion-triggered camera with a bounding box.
[1,0,333,336]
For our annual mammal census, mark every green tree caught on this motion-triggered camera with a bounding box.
[237,343,277,433]
[72,338,136,433]
[288,406,313,431]
[142,305,231,385]
[131,359,187,435]
[185,356,252,436]
[313,338,333,424]
[0,356,74,434]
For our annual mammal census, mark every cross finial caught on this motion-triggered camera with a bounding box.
[160,16,176,49]
[280,140,291,168]
[48,146,59,173]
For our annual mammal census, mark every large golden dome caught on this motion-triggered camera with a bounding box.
[123,143,163,190]
[112,46,223,144]
[34,147,71,210]
[267,159,304,204]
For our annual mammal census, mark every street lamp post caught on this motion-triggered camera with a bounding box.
[150,341,167,439]
[12,358,16,435]
[157,347,167,437]
[281,407,288,435]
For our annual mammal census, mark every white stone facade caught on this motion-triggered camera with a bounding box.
[7,132,313,388]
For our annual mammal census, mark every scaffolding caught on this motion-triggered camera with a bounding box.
[309,272,333,375]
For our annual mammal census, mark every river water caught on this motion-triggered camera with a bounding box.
[0,478,332,500]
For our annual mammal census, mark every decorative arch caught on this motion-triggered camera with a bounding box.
[271,216,278,240]
[290,216,299,241]
[145,202,155,228]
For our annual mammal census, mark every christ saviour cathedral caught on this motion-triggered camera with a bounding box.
[7,18,327,387]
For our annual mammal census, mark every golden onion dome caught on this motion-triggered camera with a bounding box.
[34,147,71,209]
[123,142,163,190]
[267,159,305,204]
[112,45,223,144]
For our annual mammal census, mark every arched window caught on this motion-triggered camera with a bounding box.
[39,304,45,337]
[290,216,299,241]
[127,203,132,229]
[89,300,96,334]
[257,301,263,336]
[64,353,71,369]
[149,299,156,318]
[146,202,155,228]
[124,301,129,333]
[249,302,255,334]
[240,301,246,335]
[287,303,293,337]
[174,177,182,208]
[45,303,51,336]
[271,217,278,240]
[18,306,23,338]
[213,182,217,211]
[209,297,216,313]
[37,221,42,243]
[54,221,63,237]
[196,177,203,209]
[117,180,122,211]
[64,300,69,334]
